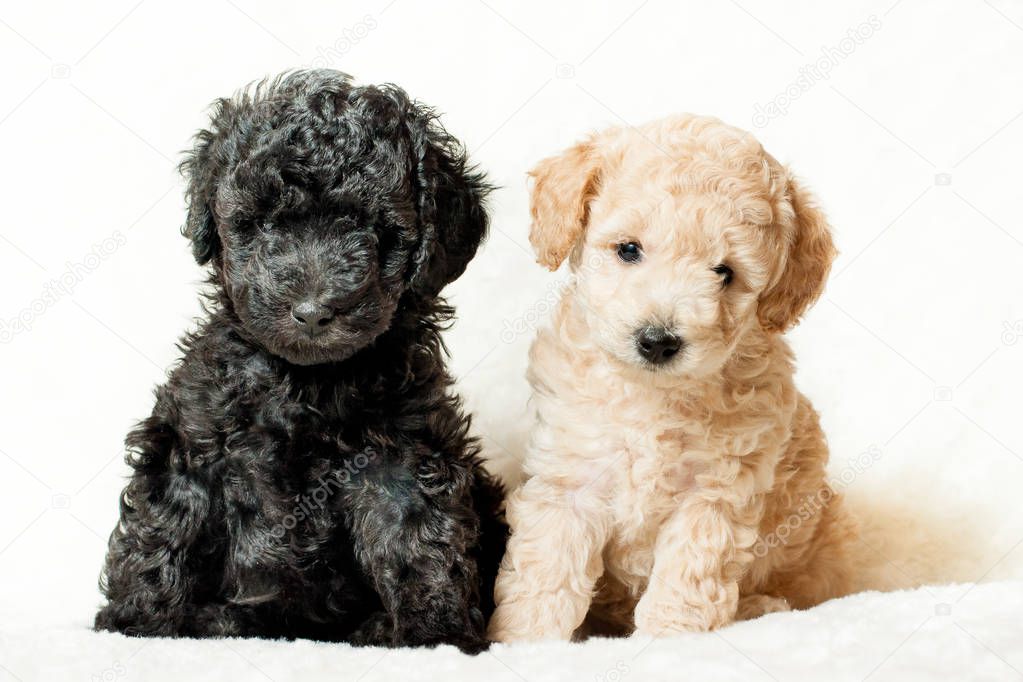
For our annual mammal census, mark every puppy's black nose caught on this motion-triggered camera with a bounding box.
[636,326,683,365]
[291,300,334,336]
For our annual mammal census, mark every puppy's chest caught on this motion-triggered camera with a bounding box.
[574,427,696,592]
[563,386,708,562]
[606,427,699,538]
[212,372,383,471]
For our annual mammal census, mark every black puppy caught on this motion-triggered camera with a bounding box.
[94,70,506,652]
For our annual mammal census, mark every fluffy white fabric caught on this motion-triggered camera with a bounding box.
[3,583,1020,681]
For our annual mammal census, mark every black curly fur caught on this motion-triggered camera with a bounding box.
[94,70,507,653]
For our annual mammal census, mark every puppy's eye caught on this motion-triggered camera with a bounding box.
[616,241,643,264]
[712,264,734,286]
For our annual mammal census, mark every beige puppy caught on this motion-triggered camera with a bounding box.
[489,114,858,641]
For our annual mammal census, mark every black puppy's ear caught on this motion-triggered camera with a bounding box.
[179,127,221,265]
[407,110,490,297]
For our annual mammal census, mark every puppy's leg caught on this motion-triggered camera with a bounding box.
[347,466,487,653]
[96,468,217,636]
[488,478,608,642]
[635,487,763,635]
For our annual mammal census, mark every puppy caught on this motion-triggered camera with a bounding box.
[489,114,857,640]
[94,70,506,652]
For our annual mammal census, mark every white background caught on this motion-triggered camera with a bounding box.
[1,0,1022,677]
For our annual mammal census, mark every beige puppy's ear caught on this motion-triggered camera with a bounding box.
[757,175,837,333]
[528,139,601,270]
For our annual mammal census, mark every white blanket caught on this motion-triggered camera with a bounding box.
[3,583,1021,681]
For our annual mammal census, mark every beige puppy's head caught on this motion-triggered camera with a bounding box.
[530,114,835,379]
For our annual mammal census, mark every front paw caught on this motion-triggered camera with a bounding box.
[487,598,578,642]
[391,606,487,654]
[390,629,488,655]
[349,611,393,646]
[633,593,733,636]
[486,604,517,642]
[440,631,490,655]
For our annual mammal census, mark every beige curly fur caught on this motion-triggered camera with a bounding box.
[489,114,859,641]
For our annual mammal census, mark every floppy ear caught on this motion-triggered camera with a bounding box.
[757,174,837,333]
[408,113,491,297]
[179,127,221,266]
[528,138,601,271]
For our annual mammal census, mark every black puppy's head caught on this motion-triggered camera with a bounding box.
[180,70,489,365]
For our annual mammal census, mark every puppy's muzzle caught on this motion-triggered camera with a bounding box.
[635,326,683,365]
[291,299,335,337]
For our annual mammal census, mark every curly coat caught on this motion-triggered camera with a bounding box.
[94,71,506,653]
[489,114,857,641]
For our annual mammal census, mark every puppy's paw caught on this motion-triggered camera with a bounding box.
[446,632,491,656]
[633,596,731,636]
[349,611,393,646]
[735,594,791,621]
[392,626,489,655]
[632,612,707,637]
[487,601,566,643]
[384,606,488,654]
[486,605,516,643]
